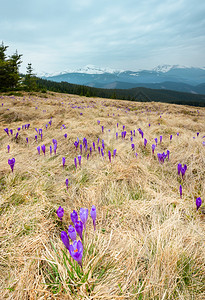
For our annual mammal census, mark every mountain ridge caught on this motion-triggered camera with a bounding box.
[40,65,205,94]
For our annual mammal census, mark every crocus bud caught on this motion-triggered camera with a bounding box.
[56,206,64,220]
[74,157,77,169]
[65,178,69,190]
[90,205,96,230]
[7,145,10,153]
[78,155,81,166]
[61,231,70,252]
[37,146,40,155]
[152,144,155,154]
[179,185,182,199]
[178,163,182,175]
[71,210,78,224]
[75,220,83,240]
[68,225,76,241]
[160,135,162,143]
[196,197,202,210]
[108,150,111,162]
[80,208,88,230]
[41,144,46,155]
[62,157,65,168]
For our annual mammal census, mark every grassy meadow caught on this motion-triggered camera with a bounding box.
[0,91,205,299]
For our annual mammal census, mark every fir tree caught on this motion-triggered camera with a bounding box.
[0,42,22,91]
[24,63,37,91]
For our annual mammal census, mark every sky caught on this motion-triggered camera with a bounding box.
[1,0,205,75]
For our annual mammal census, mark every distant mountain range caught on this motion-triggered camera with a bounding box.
[41,65,205,95]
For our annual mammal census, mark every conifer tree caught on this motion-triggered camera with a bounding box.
[0,42,22,91]
[24,63,37,91]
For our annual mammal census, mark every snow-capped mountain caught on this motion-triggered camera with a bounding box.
[40,65,205,94]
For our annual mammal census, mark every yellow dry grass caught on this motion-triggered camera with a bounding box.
[0,91,205,299]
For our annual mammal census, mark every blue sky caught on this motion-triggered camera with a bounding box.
[1,0,205,74]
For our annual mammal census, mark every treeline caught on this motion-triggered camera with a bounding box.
[36,77,205,107]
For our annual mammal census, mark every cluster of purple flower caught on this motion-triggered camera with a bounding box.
[177,163,187,179]
[57,205,97,267]
[157,150,170,163]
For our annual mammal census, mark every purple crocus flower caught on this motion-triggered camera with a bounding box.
[181,165,187,179]
[131,143,135,150]
[160,135,162,143]
[178,163,182,175]
[123,125,125,130]
[179,185,182,199]
[61,231,70,251]
[196,197,202,210]
[116,132,118,139]
[74,157,77,169]
[65,178,69,190]
[37,146,40,155]
[108,150,111,162]
[101,148,104,157]
[15,132,18,139]
[154,138,158,145]
[197,132,199,137]
[177,132,179,136]
[90,205,96,231]
[98,146,100,154]
[35,128,38,133]
[7,145,10,153]
[74,141,79,150]
[167,150,170,161]
[8,158,15,172]
[71,210,78,224]
[102,126,104,133]
[170,135,172,141]
[41,145,45,155]
[68,225,77,241]
[4,128,9,135]
[62,157,65,168]
[54,143,57,155]
[144,138,147,148]
[56,206,64,220]
[90,147,92,155]
[80,208,89,230]
[75,220,83,240]
[35,135,37,142]
[157,153,164,163]
[26,137,28,143]
[113,149,117,158]
[50,145,52,155]
[78,155,81,166]
[93,142,95,151]
[87,153,89,160]
[69,240,83,267]
[10,129,13,135]
[152,144,156,154]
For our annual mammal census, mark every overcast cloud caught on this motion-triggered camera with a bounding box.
[1,0,205,74]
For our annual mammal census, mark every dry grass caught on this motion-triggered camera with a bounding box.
[0,91,205,299]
